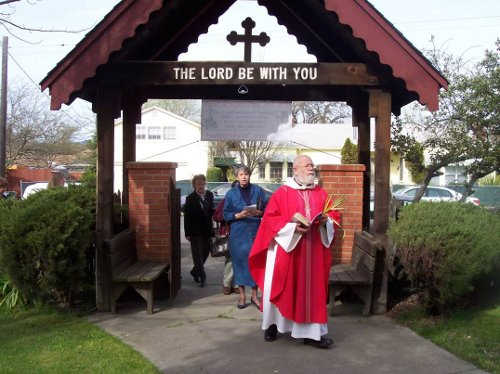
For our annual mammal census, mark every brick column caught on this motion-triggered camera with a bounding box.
[127,162,177,262]
[317,164,365,264]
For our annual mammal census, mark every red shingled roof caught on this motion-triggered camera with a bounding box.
[325,0,447,111]
[40,0,163,110]
[41,0,447,112]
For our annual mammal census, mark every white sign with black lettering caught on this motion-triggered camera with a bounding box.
[201,100,292,141]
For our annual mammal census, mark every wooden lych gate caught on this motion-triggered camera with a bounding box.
[40,0,446,312]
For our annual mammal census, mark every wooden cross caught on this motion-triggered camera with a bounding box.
[227,17,270,62]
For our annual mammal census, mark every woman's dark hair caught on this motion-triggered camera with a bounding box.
[191,174,206,188]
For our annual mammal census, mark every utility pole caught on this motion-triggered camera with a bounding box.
[0,36,7,178]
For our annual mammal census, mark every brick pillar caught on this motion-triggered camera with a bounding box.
[127,162,177,262]
[317,164,365,264]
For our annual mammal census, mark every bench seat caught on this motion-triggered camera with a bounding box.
[329,231,381,316]
[106,230,169,314]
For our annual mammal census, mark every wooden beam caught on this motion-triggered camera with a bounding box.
[353,92,371,231]
[122,95,142,207]
[101,61,380,86]
[137,84,357,102]
[95,88,120,312]
[369,90,391,234]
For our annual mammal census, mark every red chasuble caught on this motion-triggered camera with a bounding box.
[249,185,341,324]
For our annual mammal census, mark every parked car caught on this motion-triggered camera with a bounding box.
[22,182,79,199]
[210,182,274,209]
[392,186,480,206]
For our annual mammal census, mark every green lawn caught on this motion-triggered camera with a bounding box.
[395,304,500,374]
[0,307,160,374]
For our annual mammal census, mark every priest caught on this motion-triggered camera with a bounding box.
[249,155,341,349]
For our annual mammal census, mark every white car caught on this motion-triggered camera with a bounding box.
[22,182,77,199]
[393,186,480,206]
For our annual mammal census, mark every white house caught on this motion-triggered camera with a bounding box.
[114,106,209,193]
[251,120,414,186]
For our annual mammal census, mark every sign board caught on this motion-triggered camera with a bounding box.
[108,62,378,86]
[201,100,292,141]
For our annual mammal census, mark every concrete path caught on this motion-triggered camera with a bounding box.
[90,243,487,374]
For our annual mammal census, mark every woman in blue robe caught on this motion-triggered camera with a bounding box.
[224,165,267,309]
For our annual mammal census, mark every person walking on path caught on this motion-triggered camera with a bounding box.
[249,155,341,349]
[223,165,268,309]
[184,174,214,288]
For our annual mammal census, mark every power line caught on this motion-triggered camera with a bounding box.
[396,15,500,24]
[139,140,201,161]
[7,50,90,130]
[291,141,342,160]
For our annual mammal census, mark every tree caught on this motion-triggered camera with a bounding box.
[453,40,500,200]
[291,101,351,124]
[341,138,358,164]
[391,39,498,202]
[143,99,201,122]
[6,84,82,167]
[210,140,278,176]
[0,1,86,43]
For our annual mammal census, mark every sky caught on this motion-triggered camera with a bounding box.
[4,0,500,138]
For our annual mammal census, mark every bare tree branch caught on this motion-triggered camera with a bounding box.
[0,0,21,6]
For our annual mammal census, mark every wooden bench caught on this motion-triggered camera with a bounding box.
[329,231,382,316]
[105,230,169,314]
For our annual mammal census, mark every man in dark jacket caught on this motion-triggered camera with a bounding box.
[184,174,214,287]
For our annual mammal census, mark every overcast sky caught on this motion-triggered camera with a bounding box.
[4,0,499,136]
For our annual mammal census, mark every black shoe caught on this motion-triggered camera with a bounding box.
[199,274,206,288]
[190,269,200,283]
[303,336,333,349]
[264,324,278,342]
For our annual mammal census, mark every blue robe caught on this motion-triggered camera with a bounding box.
[223,184,268,287]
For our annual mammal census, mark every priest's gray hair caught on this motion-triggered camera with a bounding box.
[234,165,251,175]
[293,155,313,168]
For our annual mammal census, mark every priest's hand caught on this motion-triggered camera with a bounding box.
[295,223,310,234]
[318,214,329,226]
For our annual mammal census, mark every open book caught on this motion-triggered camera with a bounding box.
[292,212,324,227]
[243,204,258,214]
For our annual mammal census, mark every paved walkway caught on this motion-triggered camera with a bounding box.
[90,244,487,374]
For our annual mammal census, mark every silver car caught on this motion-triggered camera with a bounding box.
[393,186,480,206]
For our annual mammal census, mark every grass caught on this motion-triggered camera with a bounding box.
[394,303,500,374]
[0,307,160,374]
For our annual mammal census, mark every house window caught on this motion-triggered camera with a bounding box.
[136,125,146,140]
[445,165,466,184]
[287,162,293,178]
[164,126,176,140]
[148,127,162,140]
[258,163,266,179]
[270,162,282,180]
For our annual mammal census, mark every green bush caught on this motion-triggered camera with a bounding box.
[0,186,96,308]
[388,202,500,313]
[341,138,358,164]
[206,167,224,182]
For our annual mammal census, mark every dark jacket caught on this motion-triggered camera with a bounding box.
[184,190,214,237]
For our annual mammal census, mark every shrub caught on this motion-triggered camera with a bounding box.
[341,138,358,164]
[206,167,224,182]
[0,186,96,308]
[388,202,500,313]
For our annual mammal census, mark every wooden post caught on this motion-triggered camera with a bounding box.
[368,90,391,314]
[352,92,370,231]
[94,88,120,312]
[369,90,391,234]
[122,95,142,207]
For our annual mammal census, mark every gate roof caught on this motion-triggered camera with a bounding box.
[40,0,447,112]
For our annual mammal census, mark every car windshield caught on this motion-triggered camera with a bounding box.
[211,185,232,196]
[404,188,418,198]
